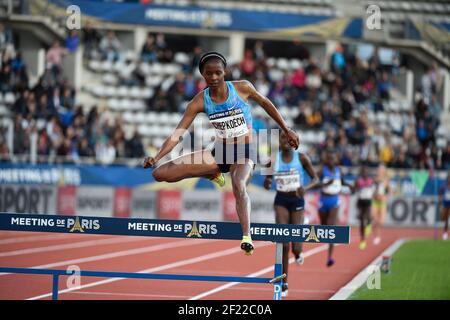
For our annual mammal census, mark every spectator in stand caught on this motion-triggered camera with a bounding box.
[13,114,29,155]
[442,143,450,170]
[0,63,12,93]
[240,49,256,78]
[82,21,101,59]
[96,138,116,165]
[99,31,122,62]
[141,33,157,63]
[0,141,9,160]
[377,71,391,101]
[126,130,145,158]
[184,72,197,100]
[66,30,79,53]
[46,40,68,83]
[379,136,394,166]
[330,43,346,75]
[78,137,94,158]
[254,41,265,63]
[190,46,202,73]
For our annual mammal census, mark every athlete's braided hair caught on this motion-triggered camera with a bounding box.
[198,51,227,73]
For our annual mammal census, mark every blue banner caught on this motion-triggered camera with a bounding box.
[49,0,334,32]
[0,163,446,196]
[0,212,350,243]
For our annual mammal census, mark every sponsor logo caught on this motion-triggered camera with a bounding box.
[305,226,320,242]
[184,221,217,237]
[302,226,336,242]
[67,217,100,232]
[186,221,201,238]
[69,217,84,233]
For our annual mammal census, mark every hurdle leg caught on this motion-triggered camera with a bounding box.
[272,242,283,300]
[52,274,59,300]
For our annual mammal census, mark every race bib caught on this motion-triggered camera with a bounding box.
[322,178,342,195]
[209,109,249,139]
[359,186,374,200]
[445,190,450,201]
[275,171,301,192]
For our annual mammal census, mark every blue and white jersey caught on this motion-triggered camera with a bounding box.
[321,166,342,195]
[204,81,253,139]
[273,152,304,192]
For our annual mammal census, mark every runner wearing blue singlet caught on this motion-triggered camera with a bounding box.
[439,173,450,240]
[318,150,354,267]
[143,52,300,255]
[263,131,319,297]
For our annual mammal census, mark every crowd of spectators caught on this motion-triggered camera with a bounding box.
[0,24,144,164]
[1,22,449,170]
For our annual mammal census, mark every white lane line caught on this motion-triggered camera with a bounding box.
[0,239,213,276]
[0,234,80,245]
[0,236,144,258]
[72,291,191,299]
[329,238,407,300]
[26,241,273,300]
[189,244,329,300]
[225,286,336,293]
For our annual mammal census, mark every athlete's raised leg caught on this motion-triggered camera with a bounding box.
[152,149,220,182]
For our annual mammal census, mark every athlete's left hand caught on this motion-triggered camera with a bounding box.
[296,186,305,198]
[285,128,300,149]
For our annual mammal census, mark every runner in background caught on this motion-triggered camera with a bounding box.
[439,173,450,240]
[318,150,354,267]
[354,165,375,250]
[263,131,320,297]
[372,164,390,245]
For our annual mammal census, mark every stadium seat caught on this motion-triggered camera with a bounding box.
[140,87,154,99]
[276,58,289,70]
[89,60,101,72]
[107,98,120,111]
[101,60,113,72]
[104,86,116,98]
[129,87,142,99]
[0,105,10,116]
[91,85,103,97]
[122,112,134,123]
[289,59,302,70]
[4,92,16,105]
[117,86,130,98]
[174,52,190,65]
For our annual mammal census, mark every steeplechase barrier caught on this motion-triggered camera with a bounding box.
[0,213,351,300]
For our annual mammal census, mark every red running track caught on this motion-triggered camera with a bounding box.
[0,227,435,300]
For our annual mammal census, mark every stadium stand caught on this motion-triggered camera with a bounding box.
[0,0,449,170]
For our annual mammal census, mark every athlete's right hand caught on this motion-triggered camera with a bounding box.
[285,128,300,150]
[143,156,157,169]
[263,177,272,190]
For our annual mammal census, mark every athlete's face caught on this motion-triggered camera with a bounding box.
[326,152,336,166]
[201,60,225,88]
[279,132,292,151]
[361,166,368,176]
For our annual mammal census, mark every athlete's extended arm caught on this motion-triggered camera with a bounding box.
[300,153,320,192]
[236,80,299,149]
[143,96,203,168]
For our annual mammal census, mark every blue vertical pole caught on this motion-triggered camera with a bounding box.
[273,242,283,300]
[52,273,59,300]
